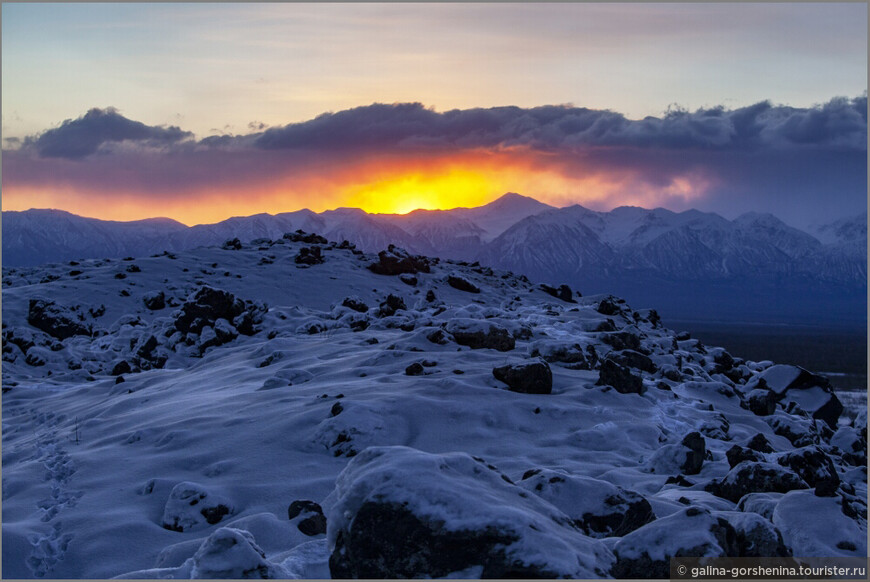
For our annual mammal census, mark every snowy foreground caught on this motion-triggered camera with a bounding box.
[2,234,867,578]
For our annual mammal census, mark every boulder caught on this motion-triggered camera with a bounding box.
[341,296,369,313]
[221,238,242,250]
[378,294,406,317]
[726,445,765,469]
[610,507,739,578]
[327,446,613,579]
[294,246,324,265]
[746,388,777,416]
[518,469,654,538]
[540,284,576,303]
[716,511,790,557]
[608,349,656,373]
[597,358,645,395]
[288,500,327,536]
[775,446,840,497]
[283,230,327,244]
[706,461,808,503]
[446,274,480,293]
[161,481,233,532]
[143,291,166,311]
[492,360,553,394]
[680,432,706,475]
[190,527,285,578]
[368,245,430,275]
[445,320,515,352]
[27,299,90,339]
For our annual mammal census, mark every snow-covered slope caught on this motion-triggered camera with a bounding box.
[2,232,865,578]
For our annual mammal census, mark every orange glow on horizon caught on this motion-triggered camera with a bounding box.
[1,150,714,225]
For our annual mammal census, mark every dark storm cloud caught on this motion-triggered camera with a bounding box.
[29,107,193,159]
[252,97,867,153]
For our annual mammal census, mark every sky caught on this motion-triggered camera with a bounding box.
[1,2,867,228]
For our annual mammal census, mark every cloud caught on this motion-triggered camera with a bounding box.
[2,98,865,228]
[29,107,193,159]
[251,97,867,153]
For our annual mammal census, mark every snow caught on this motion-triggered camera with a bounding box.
[1,233,865,578]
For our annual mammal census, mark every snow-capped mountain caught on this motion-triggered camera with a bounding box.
[2,232,866,578]
[3,196,865,324]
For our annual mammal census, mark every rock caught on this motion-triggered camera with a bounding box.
[341,297,369,313]
[161,481,233,532]
[24,347,48,367]
[597,358,645,395]
[111,360,132,376]
[707,461,808,503]
[759,364,832,396]
[492,360,553,394]
[445,320,515,352]
[327,446,612,579]
[190,527,284,578]
[736,492,783,520]
[746,432,775,453]
[746,388,777,416]
[221,238,242,250]
[425,329,451,345]
[367,245,430,276]
[378,294,406,317]
[518,469,654,538]
[399,274,417,286]
[610,507,738,578]
[716,511,791,557]
[775,446,840,497]
[608,349,656,373]
[680,432,706,475]
[143,291,166,311]
[288,500,327,536]
[425,290,436,302]
[294,246,324,265]
[540,283,576,303]
[447,274,480,293]
[284,230,328,244]
[599,330,642,352]
[529,340,593,370]
[405,362,425,376]
[726,445,765,469]
[27,299,90,339]
[174,286,246,335]
[596,297,622,316]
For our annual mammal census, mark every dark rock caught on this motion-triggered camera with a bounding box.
[425,290,436,302]
[111,360,133,376]
[426,329,450,345]
[596,297,622,316]
[283,230,328,244]
[288,500,327,536]
[681,432,706,475]
[492,360,553,394]
[747,388,777,416]
[540,284,576,303]
[595,319,617,332]
[746,433,775,453]
[405,362,425,376]
[597,358,645,395]
[221,238,242,250]
[399,274,417,286]
[776,446,840,497]
[143,291,166,311]
[27,299,90,340]
[720,512,791,557]
[726,445,765,469]
[600,331,642,352]
[378,294,406,317]
[115,375,125,384]
[530,342,591,369]
[368,245,431,276]
[341,297,369,313]
[706,461,808,503]
[161,482,233,532]
[608,349,656,373]
[446,321,515,352]
[664,475,695,487]
[611,508,739,579]
[294,246,324,265]
[447,274,480,293]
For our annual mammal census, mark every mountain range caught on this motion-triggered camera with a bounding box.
[3,194,866,325]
